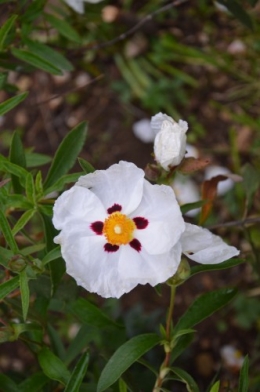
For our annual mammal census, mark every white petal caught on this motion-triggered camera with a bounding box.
[131,180,185,254]
[52,186,106,230]
[181,223,240,264]
[118,241,182,289]
[151,112,175,136]
[185,143,199,159]
[76,161,144,214]
[63,0,84,13]
[132,119,154,143]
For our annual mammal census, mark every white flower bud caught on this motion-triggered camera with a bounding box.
[153,117,188,170]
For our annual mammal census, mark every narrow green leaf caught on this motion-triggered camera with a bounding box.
[209,380,220,392]
[0,14,17,50]
[78,157,95,174]
[171,333,194,363]
[242,163,260,208]
[118,378,128,392]
[44,13,81,43]
[19,372,48,392]
[38,347,71,385]
[35,171,43,197]
[0,91,28,116]
[180,200,207,215]
[0,275,19,300]
[24,39,74,72]
[26,172,36,204]
[0,245,13,268]
[64,352,89,392]
[44,122,87,189]
[12,48,62,75]
[97,333,160,392]
[20,269,30,321]
[65,325,97,365]
[68,298,121,329]
[0,157,28,187]
[12,322,42,339]
[43,172,82,196]
[238,356,249,392]
[0,209,19,253]
[20,243,46,256]
[171,367,200,392]
[221,0,253,29]
[174,288,237,333]
[0,374,19,392]
[9,131,26,194]
[26,152,52,168]
[190,258,245,276]
[12,209,36,236]
[48,323,66,359]
[42,247,61,265]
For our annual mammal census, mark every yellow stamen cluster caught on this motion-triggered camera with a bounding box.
[103,212,136,245]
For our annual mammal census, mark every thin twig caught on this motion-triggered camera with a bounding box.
[78,0,189,52]
[34,74,104,106]
[208,217,260,230]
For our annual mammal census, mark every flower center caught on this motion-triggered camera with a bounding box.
[103,212,136,245]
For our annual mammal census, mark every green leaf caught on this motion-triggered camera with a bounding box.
[0,209,19,253]
[9,131,27,194]
[12,322,42,340]
[19,372,48,392]
[180,200,206,215]
[44,13,81,43]
[97,333,160,392]
[38,347,71,385]
[0,156,28,188]
[68,298,121,329]
[209,381,220,392]
[26,172,36,204]
[24,39,74,72]
[43,172,82,196]
[42,247,61,265]
[171,367,200,392]
[0,14,17,50]
[238,355,249,392]
[12,209,36,236]
[219,0,253,29]
[174,288,237,333]
[26,152,52,168]
[0,91,28,116]
[48,323,66,360]
[65,324,97,365]
[78,157,95,174]
[190,258,245,276]
[44,122,87,189]
[171,333,195,363]
[64,352,89,392]
[0,374,19,392]
[0,245,13,268]
[0,275,19,300]
[12,48,62,75]
[20,269,30,321]
[242,163,260,208]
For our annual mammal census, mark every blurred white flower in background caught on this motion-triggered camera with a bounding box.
[220,345,244,371]
[204,165,234,196]
[171,174,201,217]
[132,119,154,143]
[63,0,104,14]
[185,143,199,159]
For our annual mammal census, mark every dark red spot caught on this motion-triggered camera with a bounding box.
[130,239,141,252]
[104,243,119,253]
[90,221,104,235]
[107,203,122,214]
[133,217,148,229]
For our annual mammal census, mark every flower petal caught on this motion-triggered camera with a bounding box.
[131,180,185,254]
[181,223,240,264]
[118,241,182,289]
[76,161,144,215]
[52,186,106,230]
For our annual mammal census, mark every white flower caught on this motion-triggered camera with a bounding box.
[53,161,185,298]
[171,174,200,217]
[63,0,104,14]
[220,345,244,370]
[152,113,188,170]
[205,165,234,196]
[132,119,154,143]
[53,161,239,298]
[185,143,199,159]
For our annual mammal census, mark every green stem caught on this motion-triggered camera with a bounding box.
[153,285,176,391]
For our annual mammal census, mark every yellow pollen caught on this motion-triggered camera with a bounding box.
[103,212,136,245]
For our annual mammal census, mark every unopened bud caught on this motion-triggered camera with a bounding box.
[8,255,27,272]
[167,258,190,287]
